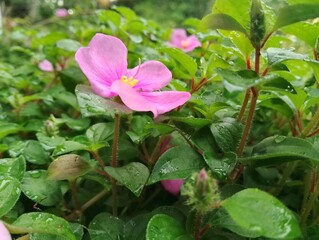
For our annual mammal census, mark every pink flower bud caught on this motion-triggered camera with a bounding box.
[161,179,184,196]
[0,221,12,240]
[55,8,68,18]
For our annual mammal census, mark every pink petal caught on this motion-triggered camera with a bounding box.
[110,81,157,115]
[170,28,187,47]
[127,61,172,91]
[139,91,191,116]
[55,8,68,18]
[75,34,127,98]
[38,60,54,72]
[111,81,191,117]
[0,221,12,240]
[161,179,184,196]
[183,35,201,52]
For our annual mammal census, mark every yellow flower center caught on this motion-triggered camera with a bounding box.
[181,40,189,48]
[120,76,138,87]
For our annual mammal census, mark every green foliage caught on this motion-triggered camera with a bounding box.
[2,0,319,239]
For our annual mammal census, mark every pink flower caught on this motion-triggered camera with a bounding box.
[0,221,12,240]
[169,29,201,52]
[75,34,191,117]
[55,8,68,18]
[38,60,62,72]
[161,179,184,196]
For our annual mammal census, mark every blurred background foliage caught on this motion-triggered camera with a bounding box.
[1,0,214,26]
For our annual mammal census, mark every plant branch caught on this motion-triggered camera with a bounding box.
[111,113,121,216]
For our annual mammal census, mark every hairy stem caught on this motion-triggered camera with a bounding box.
[111,114,121,216]
[69,179,81,212]
[237,89,251,122]
[194,211,202,240]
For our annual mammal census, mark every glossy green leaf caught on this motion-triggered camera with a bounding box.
[52,140,88,156]
[86,122,114,143]
[282,22,319,47]
[75,85,132,117]
[222,188,301,239]
[266,48,308,66]
[23,140,51,165]
[148,146,204,184]
[0,156,26,181]
[274,4,319,30]
[240,136,319,166]
[203,151,236,180]
[9,212,76,240]
[105,162,149,196]
[0,175,21,217]
[171,116,211,128]
[30,223,83,240]
[210,118,243,152]
[198,13,248,35]
[161,48,197,77]
[21,170,63,206]
[89,212,124,240]
[146,214,190,240]
[212,0,251,33]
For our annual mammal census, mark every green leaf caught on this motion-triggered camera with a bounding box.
[21,170,63,206]
[23,140,51,165]
[89,212,124,240]
[86,122,114,143]
[203,151,236,180]
[221,188,302,239]
[146,214,190,240]
[0,175,21,217]
[274,4,319,30]
[240,136,319,166]
[56,39,82,52]
[96,9,122,26]
[282,22,319,47]
[105,162,149,197]
[9,212,76,240]
[210,118,243,152]
[0,122,20,139]
[161,48,197,77]
[212,0,251,33]
[124,213,152,240]
[75,85,132,117]
[0,156,26,181]
[171,116,211,128]
[52,141,88,156]
[30,223,83,240]
[198,13,248,35]
[148,146,204,184]
[266,48,308,66]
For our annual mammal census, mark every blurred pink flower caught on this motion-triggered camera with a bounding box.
[169,29,201,52]
[0,221,12,240]
[75,33,191,117]
[55,8,68,18]
[161,179,184,196]
[38,60,61,72]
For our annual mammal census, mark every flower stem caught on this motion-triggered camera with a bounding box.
[237,89,251,122]
[69,179,81,212]
[81,188,110,212]
[194,211,202,240]
[302,110,319,137]
[111,113,120,216]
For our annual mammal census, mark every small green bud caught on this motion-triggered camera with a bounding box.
[250,0,265,47]
[181,168,220,213]
[48,154,93,181]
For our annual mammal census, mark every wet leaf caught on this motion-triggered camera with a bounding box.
[0,175,21,217]
[105,162,149,196]
[221,188,302,239]
[9,212,76,240]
